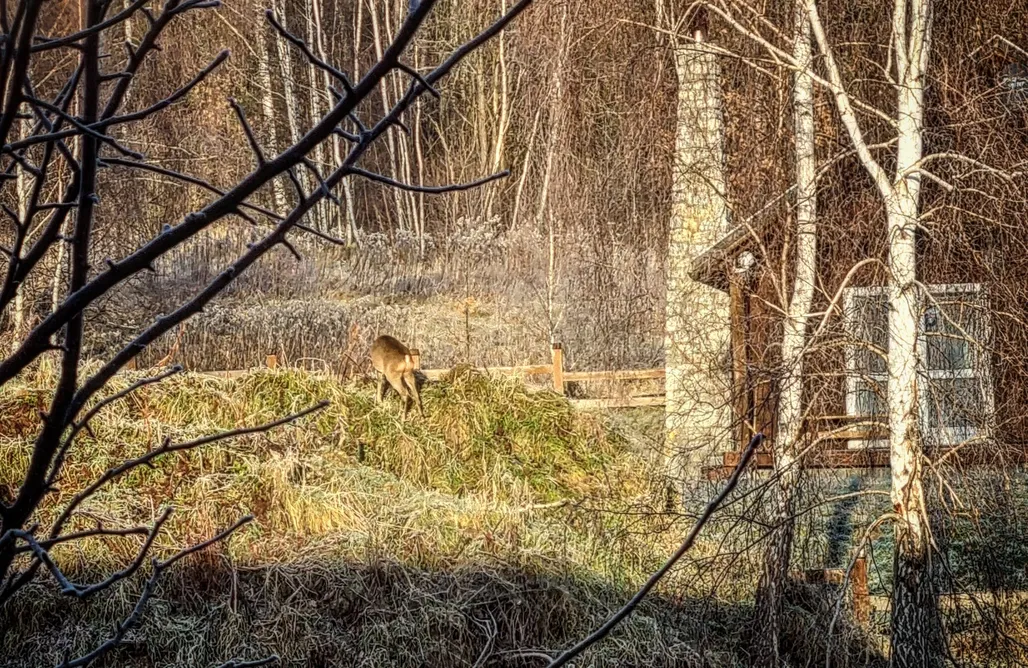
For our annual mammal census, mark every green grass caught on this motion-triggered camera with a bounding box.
[1,367,736,667]
[10,368,1013,666]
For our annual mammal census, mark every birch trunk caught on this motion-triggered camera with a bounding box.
[311,0,358,242]
[273,0,306,200]
[413,44,426,256]
[273,0,301,150]
[753,4,816,664]
[11,119,30,351]
[804,0,941,661]
[304,0,328,230]
[534,3,567,235]
[257,26,288,212]
[510,102,542,234]
[484,0,511,223]
[664,28,731,484]
[369,0,408,231]
[886,0,941,663]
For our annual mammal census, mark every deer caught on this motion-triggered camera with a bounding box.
[370,334,425,420]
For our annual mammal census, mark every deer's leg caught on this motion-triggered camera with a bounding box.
[387,374,408,419]
[404,372,424,417]
[376,374,387,403]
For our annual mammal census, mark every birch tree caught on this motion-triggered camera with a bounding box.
[804,0,942,660]
[752,1,817,663]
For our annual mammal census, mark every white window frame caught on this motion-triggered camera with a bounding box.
[843,283,994,449]
[843,286,890,449]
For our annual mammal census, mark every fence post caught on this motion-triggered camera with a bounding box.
[852,555,869,625]
[410,348,421,370]
[266,354,278,369]
[551,343,564,395]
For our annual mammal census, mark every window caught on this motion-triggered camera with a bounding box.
[843,284,993,448]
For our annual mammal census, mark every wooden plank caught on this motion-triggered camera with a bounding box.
[203,369,248,379]
[562,368,665,382]
[871,591,1028,614]
[722,445,1028,471]
[551,343,564,394]
[729,271,751,453]
[420,364,553,381]
[570,396,666,410]
[722,448,890,470]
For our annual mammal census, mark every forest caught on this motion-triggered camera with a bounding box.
[0,0,1027,666]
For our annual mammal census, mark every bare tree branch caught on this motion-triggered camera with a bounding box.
[545,433,764,668]
[348,167,510,193]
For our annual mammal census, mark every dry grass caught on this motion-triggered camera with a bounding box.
[2,368,1016,666]
[0,367,756,667]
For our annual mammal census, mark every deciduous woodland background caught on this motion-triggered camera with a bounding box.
[1,0,1027,665]
[10,0,680,373]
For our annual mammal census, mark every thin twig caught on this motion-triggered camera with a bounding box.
[545,433,764,667]
[56,516,253,668]
[348,167,509,193]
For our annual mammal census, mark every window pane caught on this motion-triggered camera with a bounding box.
[923,377,986,432]
[850,294,888,374]
[853,378,886,419]
[925,292,984,372]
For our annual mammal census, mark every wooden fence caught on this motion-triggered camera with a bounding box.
[413,343,665,409]
[795,556,871,626]
[153,343,667,410]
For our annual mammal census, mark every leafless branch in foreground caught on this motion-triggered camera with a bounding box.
[0,0,535,663]
[214,657,280,668]
[543,433,764,668]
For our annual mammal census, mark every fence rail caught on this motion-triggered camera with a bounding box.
[410,343,666,409]
[170,344,666,410]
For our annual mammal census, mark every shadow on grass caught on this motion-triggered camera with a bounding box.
[0,558,889,668]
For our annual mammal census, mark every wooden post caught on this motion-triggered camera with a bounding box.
[410,348,421,370]
[852,555,870,625]
[728,271,750,449]
[551,343,564,394]
[266,354,278,369]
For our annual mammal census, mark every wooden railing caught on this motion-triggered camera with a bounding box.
[794,556,870,626]
[167,344,667,410]
[412,343,665,409]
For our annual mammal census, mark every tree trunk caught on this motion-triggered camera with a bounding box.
[311,0,358,243]
[887,1,941,663]
[369,0,407,232]
[754,3,817,664]
[509,102,542,234]
[273,0,307,203]
[10,119,30,351]
[534,2,567,236]
[257,23,288,213]
[801,0,942,657]
[484,0,510,223]
[304,0,328,230]
[664,27,731,486]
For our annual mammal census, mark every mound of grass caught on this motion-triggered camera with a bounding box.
[0,368,730,667]
[0,368,661,572]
